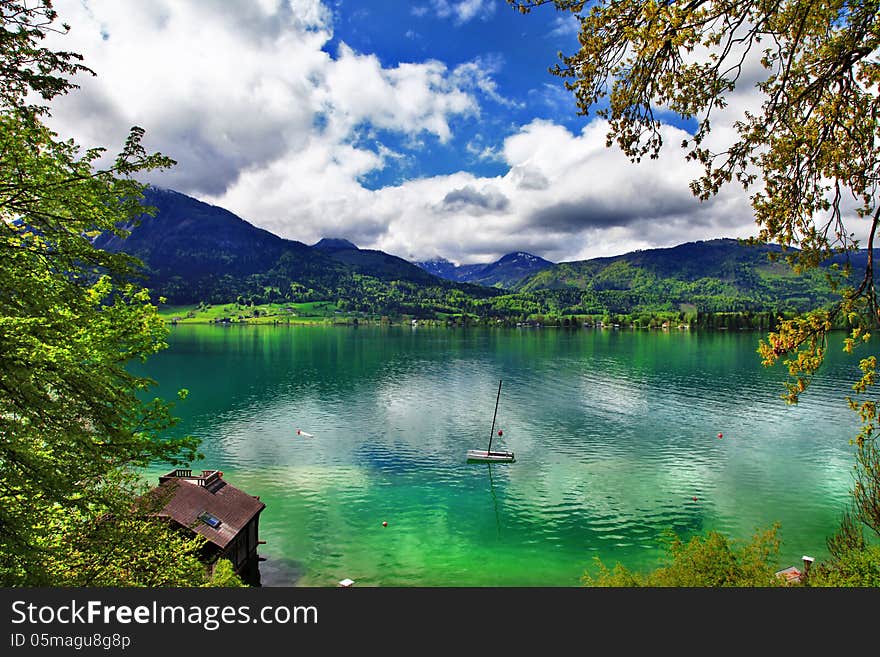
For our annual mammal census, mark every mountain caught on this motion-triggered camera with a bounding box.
[513,238,844,314]
[94,187,499,308]
[312,238,438,285]
[516,239,790,291]
[93,187,341,303]
[468,252,554,288]
[414,258,487,282]
[415,251,553,288]
[94,187,301,278]
[93,189,857,319]
[312,238,358,252]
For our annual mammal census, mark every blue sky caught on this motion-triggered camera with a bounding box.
[326,0,584,187]
[46,0,757,264]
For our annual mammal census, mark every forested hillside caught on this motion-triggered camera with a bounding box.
[99,189,857,324]
[513,239,843,315]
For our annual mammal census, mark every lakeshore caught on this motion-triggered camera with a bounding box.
[159,301,798,331]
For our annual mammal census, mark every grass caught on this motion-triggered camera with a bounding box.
[157,301,370,325]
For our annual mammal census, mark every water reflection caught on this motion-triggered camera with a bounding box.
[135,326,862,585]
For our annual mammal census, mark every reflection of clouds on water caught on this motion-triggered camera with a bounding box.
[227,465,374,585]
[217,464,524,586]
[372,360,501,455]
[700,434,854,556]
[206,331,856,533]
[142,327,862,584]
[576,370,650,420]
[203,389,371,471]
[500,453,711,549]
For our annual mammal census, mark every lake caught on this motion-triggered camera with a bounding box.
[135,324,861,586]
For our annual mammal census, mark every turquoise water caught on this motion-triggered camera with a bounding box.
[135,325,862,586]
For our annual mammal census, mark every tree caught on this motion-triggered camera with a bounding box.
[1,0,206,584]
[206,558,246,588]
[510,0,880,544]
[809,542,880,587]
[583,525,784,587]
[39,477,213,587]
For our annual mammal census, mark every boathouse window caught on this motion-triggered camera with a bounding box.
[198,511,222,529]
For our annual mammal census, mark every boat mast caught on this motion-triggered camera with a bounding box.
[487,379,502,453]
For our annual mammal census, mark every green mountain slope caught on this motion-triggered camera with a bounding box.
[314,240,439,285]
[95,187,502,312]
[95,189,857,321]
[513,239,843,314]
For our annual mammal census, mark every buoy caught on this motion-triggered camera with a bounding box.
[498,429,503,436]
[717,432,723,439]
[382,521,388,527]
[296,429,314,438]
[692,496,698,501]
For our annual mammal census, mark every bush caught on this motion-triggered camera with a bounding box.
[583,524,784,587]
[809,545,880,587]
[205,559,246,588]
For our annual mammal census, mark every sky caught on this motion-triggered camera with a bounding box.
[45,0,763,265]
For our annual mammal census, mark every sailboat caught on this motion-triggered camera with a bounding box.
[466,379,515,463]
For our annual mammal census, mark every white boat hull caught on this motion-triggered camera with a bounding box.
[466,449,515,463]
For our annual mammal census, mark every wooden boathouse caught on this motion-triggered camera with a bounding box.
[148,469,265,580]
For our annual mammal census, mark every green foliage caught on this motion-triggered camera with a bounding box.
[127,192,850,322]
[206,559,246,588]
[583,525,784,587]
[515,239,842,315]
[810,545,880,587]
[813,505,880,587]
[36,476,211,587]
[0,0,93,114]
[33,477,246,587]
[0,1,203,585]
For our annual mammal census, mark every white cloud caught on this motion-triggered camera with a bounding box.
[315,43,477,143]
[451,0,496,24]
[452,56,523,109]
[465,139,504,162]
[440,184,510,215]
[46,0,484,195]
[356,119,755,264]
[48,0,334,194]
[217,117,753,264]
[414,0,497,25]
[547,14,580,39]
[45,0,759,266]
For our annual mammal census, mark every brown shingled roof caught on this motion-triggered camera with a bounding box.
[149,477,265,549]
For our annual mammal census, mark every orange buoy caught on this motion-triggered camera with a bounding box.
[382,521,388,527]
[717,432,723,439]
